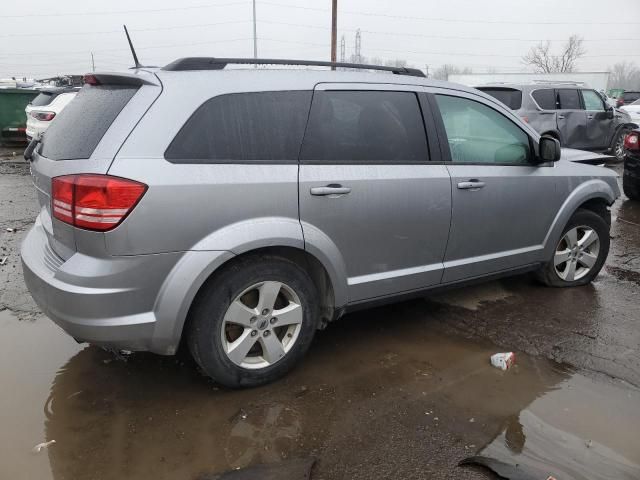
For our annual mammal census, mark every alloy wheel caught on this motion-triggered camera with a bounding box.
[554,226,600,282]
[221,281,303,369]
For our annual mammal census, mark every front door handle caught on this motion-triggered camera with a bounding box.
[587,114,594,119]
[310,184,352,196]
[557,114,565,119]
[457,180,485,190]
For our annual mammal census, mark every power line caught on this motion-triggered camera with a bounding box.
[2,1,249,18]
[260,1,640,25]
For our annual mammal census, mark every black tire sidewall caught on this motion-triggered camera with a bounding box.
[188,257,319,388]
[542,209,610,287]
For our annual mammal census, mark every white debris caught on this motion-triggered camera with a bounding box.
[32,440,56,453]
[490,352,516,371]
[0,257,7,266]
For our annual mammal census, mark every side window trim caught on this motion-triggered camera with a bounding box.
[430,92,535,166]
[299,88,431,165]
[417,92,445,163]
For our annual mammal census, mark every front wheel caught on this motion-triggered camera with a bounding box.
[187,256,319,388]
[536,209,610,287]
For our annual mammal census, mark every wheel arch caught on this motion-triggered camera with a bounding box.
[542,180,616,258]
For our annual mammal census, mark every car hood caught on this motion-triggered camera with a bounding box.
[560,148,614,165]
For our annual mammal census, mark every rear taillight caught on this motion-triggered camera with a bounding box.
[52,174,147,231]
[624,132,640,151]
[31,111,56,121]
[520,116,529,123]
[616,97,624,107]
[83,74,100,85]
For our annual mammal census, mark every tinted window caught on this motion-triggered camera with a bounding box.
[623,91,640,103]
[300,91,428,163]
[435,94,531,165]
[532,89,556,110]
[165,91,312,163]
[30,92,59,107]
[582,90,605,111]
[557,89,582,110]
[477,88,522,110]
[40,85,137,160]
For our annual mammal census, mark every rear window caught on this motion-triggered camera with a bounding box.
[30,92,59,107]
[623,92,640,103]
[40,85,138,161]
[477,88,522,110]
[557,89,582,110]
[165,91,312,163]
[532,89,557,110]
[300,90,428,163]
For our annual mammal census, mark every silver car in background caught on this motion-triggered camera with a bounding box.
[22,59,619,387]
[477,82,638,161]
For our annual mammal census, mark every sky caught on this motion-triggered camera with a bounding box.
[2,0,640,79]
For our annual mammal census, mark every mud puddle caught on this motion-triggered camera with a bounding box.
[0,304,639,480]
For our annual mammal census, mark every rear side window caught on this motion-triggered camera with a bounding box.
[557,89,582,110]
[30,92,59,107]
[165,91,312,163]
[40,85,137,160]
[532,89,557,110]
[477,88,522,110]
[300,90,428,163]
[623,91,640,103]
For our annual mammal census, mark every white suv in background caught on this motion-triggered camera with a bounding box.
[25,87,79,141]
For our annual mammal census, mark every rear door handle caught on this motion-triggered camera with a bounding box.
[310,185,352,196]
[457,180,485,190]
[557,114,565,119]
[587,114,594,119]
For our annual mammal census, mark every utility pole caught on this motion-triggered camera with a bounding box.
[91,52,95,72]
[424,64,429,78]
[340,35,345,63]
[330,0,337,68]
[355,29,361,64]
[252,0,258,66]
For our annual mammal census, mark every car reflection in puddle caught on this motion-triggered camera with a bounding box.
[1,301,639,480]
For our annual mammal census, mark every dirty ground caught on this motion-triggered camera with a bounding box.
[1,148,639,480]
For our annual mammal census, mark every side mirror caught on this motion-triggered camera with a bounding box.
[606,107,615,119]
[539,136,561,162]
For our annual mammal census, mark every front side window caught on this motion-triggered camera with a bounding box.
[165,91,312,163]
[557,89,582,110]
[300,90,428,163]
[532,89,557,110]
[435,94,531,165]
[581,90,605,111]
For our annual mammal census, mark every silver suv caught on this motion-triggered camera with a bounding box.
[477,82,637,161]
[22,59,620,387]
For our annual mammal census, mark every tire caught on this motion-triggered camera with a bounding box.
[623,174,640,201]
[536,209,610,287]
[613,128,630,162]
[187,255,319,388]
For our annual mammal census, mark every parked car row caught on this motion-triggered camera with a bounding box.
[477,82,637,161]
[21,59,620,387]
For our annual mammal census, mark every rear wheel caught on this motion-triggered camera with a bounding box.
[536,209,609,287]
[614,128,630,162]
[187,256,319,388]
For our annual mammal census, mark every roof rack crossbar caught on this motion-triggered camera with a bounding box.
[162,57,426,77]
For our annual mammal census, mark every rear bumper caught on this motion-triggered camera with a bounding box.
[21,216,184,353]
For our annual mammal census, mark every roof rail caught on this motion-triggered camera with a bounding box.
[531,79,586,86]
[162,57,426,77]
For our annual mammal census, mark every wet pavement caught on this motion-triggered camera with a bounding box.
[1,150,639,479]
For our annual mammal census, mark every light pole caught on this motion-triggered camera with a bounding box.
[252,0,258,65]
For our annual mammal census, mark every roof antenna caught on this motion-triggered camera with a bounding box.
[123,25,143,69]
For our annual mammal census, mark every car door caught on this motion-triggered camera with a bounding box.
[581,89,611,149]
[556,88,588,148]
[429,90,562,283]
[298,84,452,302]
